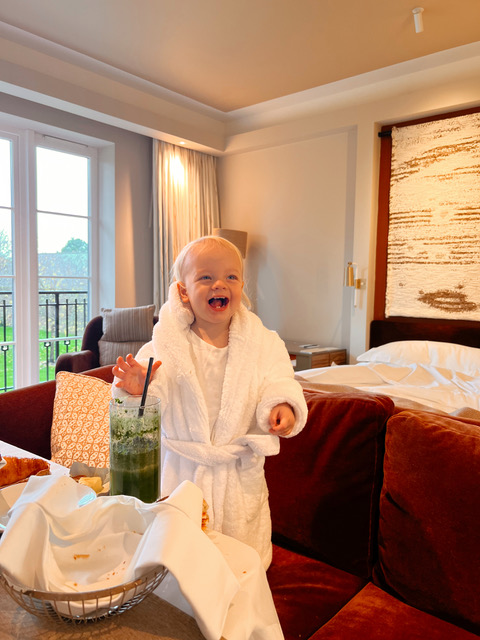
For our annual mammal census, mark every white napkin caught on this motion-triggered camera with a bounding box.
[0,477,239,640]
[206,531,284,640]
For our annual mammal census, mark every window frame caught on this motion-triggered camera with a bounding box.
[0,119,101,388]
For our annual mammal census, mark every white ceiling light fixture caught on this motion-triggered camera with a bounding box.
[412,7,424,33]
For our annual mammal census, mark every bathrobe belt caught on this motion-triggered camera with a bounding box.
[161,434,280,469]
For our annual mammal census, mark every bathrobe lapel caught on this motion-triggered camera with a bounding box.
[152,283,210,443]
[213,305,258,445]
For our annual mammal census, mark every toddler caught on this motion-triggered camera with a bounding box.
[113,235,307,568]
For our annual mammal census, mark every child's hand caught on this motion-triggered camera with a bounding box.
[269,403,296,437]
[112,354,161,396]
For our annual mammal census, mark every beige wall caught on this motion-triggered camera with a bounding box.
[218,47,480,359]
[218,130,356,350]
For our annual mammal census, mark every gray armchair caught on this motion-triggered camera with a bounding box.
[55,305,157,374]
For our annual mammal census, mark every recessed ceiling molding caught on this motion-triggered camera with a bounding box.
[0,19,479,156]
[225,42,480,133]
[0,20,225,119]
[0,25,227,153]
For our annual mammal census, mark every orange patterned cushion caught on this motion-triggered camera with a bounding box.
[51,372,112,468]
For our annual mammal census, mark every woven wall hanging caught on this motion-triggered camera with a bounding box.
[386,112,480,320]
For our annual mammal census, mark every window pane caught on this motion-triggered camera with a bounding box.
[38,276,89,297]
[0,279,14,392]
[0,138,12,208]
[36,147,89,216]
[37,212,88,276]
[36,145,91,383]
[0,344,14,392]
[0,280,13,338]
[38,279,89,382]
[0,210,13,276]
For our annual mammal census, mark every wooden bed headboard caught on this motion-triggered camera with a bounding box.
[370,318,480,349]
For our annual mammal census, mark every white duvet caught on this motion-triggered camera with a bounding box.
[298,361,480,415]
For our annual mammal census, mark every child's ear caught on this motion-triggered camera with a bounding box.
[177,282,189,303]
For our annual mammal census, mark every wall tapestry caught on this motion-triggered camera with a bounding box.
[385,112,480,320]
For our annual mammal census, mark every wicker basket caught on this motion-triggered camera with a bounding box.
[0,565,168,624]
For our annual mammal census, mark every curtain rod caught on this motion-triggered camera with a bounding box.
[378,130,392,138]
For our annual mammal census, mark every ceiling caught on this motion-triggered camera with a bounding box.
[0,0,479,113]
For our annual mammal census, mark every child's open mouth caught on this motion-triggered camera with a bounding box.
[209,297,229,309]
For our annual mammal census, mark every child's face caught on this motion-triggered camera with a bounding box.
[177,243,244,333]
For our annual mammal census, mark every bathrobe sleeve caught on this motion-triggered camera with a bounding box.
[254,329,308,438]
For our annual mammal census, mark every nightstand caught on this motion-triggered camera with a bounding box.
[283,340,347,372]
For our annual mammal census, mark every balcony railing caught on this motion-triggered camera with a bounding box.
[0,291,89,392]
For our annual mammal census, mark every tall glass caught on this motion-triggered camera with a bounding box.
[109,395,161,503]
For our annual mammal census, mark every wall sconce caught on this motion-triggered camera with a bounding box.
[344,262,365,307]
[412,7,424,33]
[213,228,248,258]
[344,261,356,287]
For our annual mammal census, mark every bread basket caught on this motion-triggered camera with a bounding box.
[0,565,168,624]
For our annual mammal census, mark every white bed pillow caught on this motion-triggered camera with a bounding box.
[357,340,480,377]
[357,341,430,367]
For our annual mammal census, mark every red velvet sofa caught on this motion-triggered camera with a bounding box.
[1,371,479,639]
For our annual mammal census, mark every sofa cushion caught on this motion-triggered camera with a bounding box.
[50,371,112,468]
[98,339,148,366]
[267,544,367,640]
[98,305,155,366]
[265,390,394,578]
[373,410,480,634]
[101,305,155,342]
[310,583,479,639]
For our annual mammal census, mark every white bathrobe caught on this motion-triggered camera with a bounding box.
[121,284,308,568]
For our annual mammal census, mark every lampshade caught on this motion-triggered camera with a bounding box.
[213,228,248,258]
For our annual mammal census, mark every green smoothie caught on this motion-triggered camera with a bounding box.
[109,396,161,503]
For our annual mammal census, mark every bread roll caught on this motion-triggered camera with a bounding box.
[0,456,50,487]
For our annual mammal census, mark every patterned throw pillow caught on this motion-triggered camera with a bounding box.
[51,372,112,468]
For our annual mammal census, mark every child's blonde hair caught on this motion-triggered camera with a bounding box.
[171,235,251,308]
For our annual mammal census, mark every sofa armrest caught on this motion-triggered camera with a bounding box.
[55,350,99,374]
[265,389,395,578]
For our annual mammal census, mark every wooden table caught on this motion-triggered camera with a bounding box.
[0,586,208,640]
[0,441,283,640]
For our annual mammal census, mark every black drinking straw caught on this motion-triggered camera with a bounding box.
[138,357,154,418]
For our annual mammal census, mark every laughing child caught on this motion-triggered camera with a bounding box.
[113,235,307,568]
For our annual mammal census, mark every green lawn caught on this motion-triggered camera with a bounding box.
[0,326,82,391]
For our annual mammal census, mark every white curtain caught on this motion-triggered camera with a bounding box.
[152,140,220,309]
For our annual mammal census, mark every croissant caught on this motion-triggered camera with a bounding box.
[0,456,50,488]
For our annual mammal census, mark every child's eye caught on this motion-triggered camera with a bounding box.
[228,275,239,280]
[199,275,211,280]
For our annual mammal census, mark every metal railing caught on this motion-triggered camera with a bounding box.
[0,291,89,392]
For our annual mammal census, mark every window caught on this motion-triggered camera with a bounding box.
[0,124,99,390]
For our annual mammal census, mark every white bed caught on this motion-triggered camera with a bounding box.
[296,340,480,416]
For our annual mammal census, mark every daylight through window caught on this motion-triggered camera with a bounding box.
[0,127,98,390]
